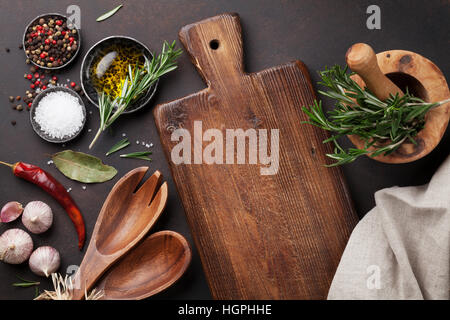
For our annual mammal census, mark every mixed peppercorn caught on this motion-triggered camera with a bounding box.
[24,15,79,69]
[8,64,82,116]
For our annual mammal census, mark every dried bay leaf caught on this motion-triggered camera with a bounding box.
[52,150,117,183]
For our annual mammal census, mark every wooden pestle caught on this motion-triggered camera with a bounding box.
[346,43,404,101]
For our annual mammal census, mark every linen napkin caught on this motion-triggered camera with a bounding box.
[328,155,450,300]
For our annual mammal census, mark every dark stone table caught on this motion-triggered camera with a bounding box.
[0,0,448,299]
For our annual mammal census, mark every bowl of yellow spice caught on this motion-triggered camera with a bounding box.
[80,36,158,113]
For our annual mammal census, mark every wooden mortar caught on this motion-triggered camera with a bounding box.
[346,43,450,163]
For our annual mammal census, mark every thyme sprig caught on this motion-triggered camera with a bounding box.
[89,41,182,149]
[302,65,450,166]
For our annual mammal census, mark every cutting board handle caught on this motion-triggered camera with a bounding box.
[179,13,244,84]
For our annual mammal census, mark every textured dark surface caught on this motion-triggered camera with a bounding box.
[0,0,448,300]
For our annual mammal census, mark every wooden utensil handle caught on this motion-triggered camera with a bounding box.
[179,12,244,83]
[346,43,403,101]
[71,249,109,300]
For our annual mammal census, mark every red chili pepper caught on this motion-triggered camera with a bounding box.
[0,161,85,250]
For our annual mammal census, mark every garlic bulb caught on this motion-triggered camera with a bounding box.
[0,229,34,264]
[22,201,53,234]
[29,246,60,277]
[1,201,24,223]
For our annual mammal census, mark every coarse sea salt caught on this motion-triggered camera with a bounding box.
[34,91,84,139]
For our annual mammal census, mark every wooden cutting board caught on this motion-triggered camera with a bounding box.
[154,13,358,299]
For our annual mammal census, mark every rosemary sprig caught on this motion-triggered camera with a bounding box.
[106,138,130,156]
[89,41,182,149]
[13,282,40,288]
[96,4,123,22]
[120,151,152,161]
[302,65,449,166]
[12,275,40,288]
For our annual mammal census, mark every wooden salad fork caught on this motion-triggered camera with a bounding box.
[71,167,168,300]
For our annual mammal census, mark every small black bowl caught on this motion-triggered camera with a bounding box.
[23,13,81,70]
[80,35,158,114]
[30,87,86,143]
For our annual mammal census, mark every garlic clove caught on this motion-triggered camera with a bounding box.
[1,201,24,223]
[29,246,60,277]
[0,228,33,264]
[22,201,53,234]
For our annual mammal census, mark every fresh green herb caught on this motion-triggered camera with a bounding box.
[96,4,123,22]
[89,41,182,149]
[120,151,152,161]
[13,282,40,288]
[302,65,450,166]
[12,275,40,288]
[52,150,117,183]
[106,138,130,156]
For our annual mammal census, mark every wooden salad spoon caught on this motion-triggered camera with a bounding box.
[93,230,191,300]
[71,167,168,300]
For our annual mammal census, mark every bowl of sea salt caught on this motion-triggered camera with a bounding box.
[30,87,86,143]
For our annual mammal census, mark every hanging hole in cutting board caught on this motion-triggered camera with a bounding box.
[209,39,220,50]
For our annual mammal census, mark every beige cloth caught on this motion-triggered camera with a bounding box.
[328,155,450,300]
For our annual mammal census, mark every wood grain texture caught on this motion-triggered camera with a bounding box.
[71,168,168,300]
[154,13,358,299]
[95,230,191,300]
[350,50,450,163]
